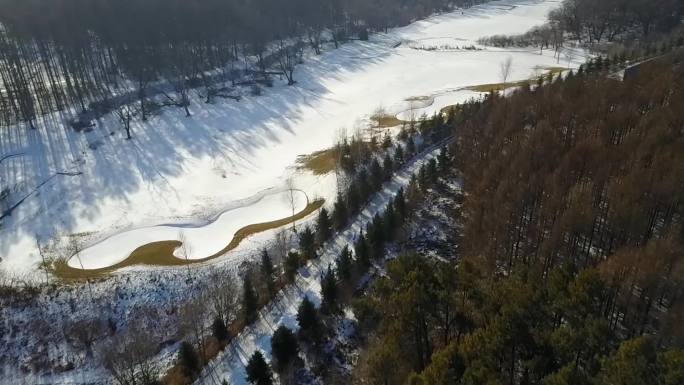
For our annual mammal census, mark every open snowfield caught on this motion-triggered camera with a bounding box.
[0,0,586,278]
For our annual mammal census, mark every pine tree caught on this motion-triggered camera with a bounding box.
[369,214,385,260]
[297,296,319,337]
[337,245,353,281]
[371,158,384,189]
[332,195,348,231]
[394,188,407,219]
[358,169,373,201]
[321,266,338,313]
[316,207,332,244]
[437,147,449,172]
[212,317,229,342]
[245,351,273,385]
[395,145,405,166]
[271,326,299,371]
[347,183,361,215]
[407,136,416,155]
[355,231,370,268]
[299,226,316,259]
[243,275,259,322]
[383,153,394,180]
[179,341,200,377]
[428,158,438,184]
[284,252,300,283]
[383,202,397,241]
[382,133,392,149]
[260,249,275,297]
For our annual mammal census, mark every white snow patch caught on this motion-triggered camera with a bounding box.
[68,190,308,270]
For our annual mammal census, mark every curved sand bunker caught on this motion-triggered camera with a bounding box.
[59,190,320,277]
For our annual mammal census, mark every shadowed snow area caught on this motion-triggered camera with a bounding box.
[0,0,585,277]
[68,190,307,270]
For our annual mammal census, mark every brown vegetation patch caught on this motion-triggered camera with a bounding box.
[297,148,340,175]
[371,113,404,128]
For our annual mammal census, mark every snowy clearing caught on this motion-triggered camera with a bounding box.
[0,0,585,279]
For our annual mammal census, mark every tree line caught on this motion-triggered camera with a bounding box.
[91,111,452,385]
[478,0,684,62]
[351,50,684,384]
[0,0,489,130]
[239,134,452,385]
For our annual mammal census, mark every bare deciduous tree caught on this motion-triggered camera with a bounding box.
[499,56,513,90]
[206,268,239,325]
[98,329,159,385]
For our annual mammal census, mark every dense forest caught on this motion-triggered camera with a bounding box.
[351,51,684,384]
[0,0,487,129]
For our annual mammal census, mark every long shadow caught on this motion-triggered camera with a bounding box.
[0,0,542,271]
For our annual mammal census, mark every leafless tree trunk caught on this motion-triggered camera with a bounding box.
[500,56,513,90]
[286,178,298,232]
[206,268,239,325]
[177,230,193,281]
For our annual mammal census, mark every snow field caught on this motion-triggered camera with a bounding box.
[0,0,583,278]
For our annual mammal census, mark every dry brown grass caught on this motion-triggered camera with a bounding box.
[371,113,404,128]
[53,199,325,280]
[466,67,567,93]
[297,148,340,175]
[465,79,531,92]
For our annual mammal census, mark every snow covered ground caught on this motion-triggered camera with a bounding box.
[0,0,585,279]
[196,141,446,385]
[69,189,308,270]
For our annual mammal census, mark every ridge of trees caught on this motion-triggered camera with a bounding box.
[0,0,491,130]
[352,50,684,385]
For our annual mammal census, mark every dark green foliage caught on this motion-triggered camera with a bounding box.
[358,169,373,202]
[321,266,338,312]
[394,188,407,219]
[355,231,370,268]
[346,183,361,215]
[332,194,348,231]
[394,145,405,165]
[260,249,275,297]
[242,275,258,322]
[284,252,300,283]
[406,137,416,155]
[270,326,299,371]
[427,158,438,184]
[337,245,353,281]
[437,147,449,172]
[212,317,229,342]
[382,133,392,149]
[383,202,397,240]
[296,296,319,336]
[245,351,273,385]
[298,226,316,259]
[369,214,385,260]
[383,153,394,180]
[370,158,384,189]
[316,207,332,244]
[179,341,200,377]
